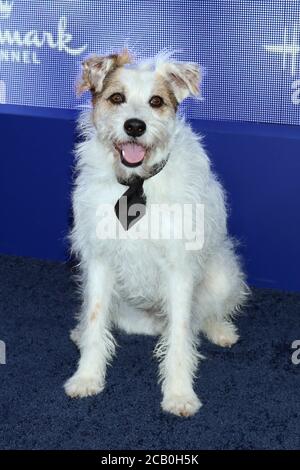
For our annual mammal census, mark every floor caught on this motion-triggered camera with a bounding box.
[0,254,299,449]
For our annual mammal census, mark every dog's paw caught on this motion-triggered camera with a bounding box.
[64,373,104,398]
[162,391,202,417]
[205,320,239,348]
[70,328,81,348]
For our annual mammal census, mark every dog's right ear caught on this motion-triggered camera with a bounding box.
[77,50,132,96]
[156,61,201,103]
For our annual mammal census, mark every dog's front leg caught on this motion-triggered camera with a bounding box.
[64,259,115,398]
[157,269,202,417]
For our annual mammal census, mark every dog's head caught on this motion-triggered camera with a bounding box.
[78,50,201,180]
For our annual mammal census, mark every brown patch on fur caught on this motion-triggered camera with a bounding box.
[108,49,132,67]
[169,72,186,90]
[76,55,103,96]
[153,75,178,112]
[170,66,199,96]
[90,302,101,322]
[157,62,200,102]
[185,66,200,95]
[93,69,125,105]
[91,91,102,107]
[76,49,133,97]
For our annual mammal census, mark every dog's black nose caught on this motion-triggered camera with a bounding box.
[124,119,146,137]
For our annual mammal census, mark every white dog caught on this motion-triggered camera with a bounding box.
[64,50,248,417]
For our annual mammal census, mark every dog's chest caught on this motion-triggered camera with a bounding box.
[93,196,167,303]
[113,239,165,303]
[84,181,185,304]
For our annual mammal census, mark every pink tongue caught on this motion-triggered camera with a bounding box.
[120,143,145,164]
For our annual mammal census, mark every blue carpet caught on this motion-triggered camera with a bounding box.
[0,254,299,450]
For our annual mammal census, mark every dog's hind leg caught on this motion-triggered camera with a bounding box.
[201,317,239,348]
[194,241,248,347]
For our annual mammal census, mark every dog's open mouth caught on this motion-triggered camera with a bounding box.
[115,143,146,168]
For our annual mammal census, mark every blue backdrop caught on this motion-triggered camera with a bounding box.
[0,0,300,124]
[0,0,300,291]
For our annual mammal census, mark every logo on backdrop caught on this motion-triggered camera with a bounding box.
[0,1,87,65]
[264,19,300,106]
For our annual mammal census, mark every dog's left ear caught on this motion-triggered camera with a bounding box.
[157,61,201,103]
[77,50,132,96]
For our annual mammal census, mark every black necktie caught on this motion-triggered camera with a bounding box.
[114,157,169,231]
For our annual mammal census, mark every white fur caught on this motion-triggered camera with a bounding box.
[64,53,248,417]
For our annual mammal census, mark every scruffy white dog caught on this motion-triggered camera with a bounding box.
[64,50,248,417]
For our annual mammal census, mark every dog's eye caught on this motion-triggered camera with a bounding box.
[109,93,125,105]
[149,95,164,108]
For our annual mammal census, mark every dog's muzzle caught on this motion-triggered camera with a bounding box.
[116,119,147,168]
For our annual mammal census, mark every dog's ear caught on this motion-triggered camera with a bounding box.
[157,61,201,103]
[77,50,132,96]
